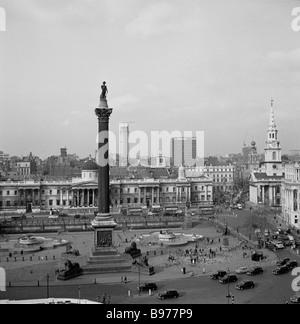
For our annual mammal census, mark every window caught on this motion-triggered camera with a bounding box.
[7,191,10,196]
[42,190,45,194]
[195,186,198,191]
[49,190,52,195]
[134,198,138,204]
[14,191,17,195]
[56,200,60,206]
[6,201,11,207]
[127,188,130,193]
[167,188,169,192]
[57,190,60,194]
[0,191,2,196]
[127,198,131,204]
[49,200,53,206]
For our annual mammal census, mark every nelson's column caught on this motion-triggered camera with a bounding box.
[84,82,131,274]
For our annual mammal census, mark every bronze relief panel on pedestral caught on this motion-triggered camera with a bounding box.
[96,230,112,247]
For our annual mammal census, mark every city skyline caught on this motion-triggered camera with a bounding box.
[1,1,300,159]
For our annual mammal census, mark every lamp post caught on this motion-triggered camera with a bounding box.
[226,268,230,304]
[138,262,141,296]
[46,274,50,299]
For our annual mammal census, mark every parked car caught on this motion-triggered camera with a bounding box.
[271,241,285,250]
[235,281,255,290]
[272,266,290,275]
[247,267,264,276]
[59,213,69,218]
[137,282,158,292]
[219,275,238,284]
[276,258,290,266]
[12,215,27,221]
[290,294,300,304]
[210,270,228,280]
[157,290,179,300]
[286,260,298,270]
[235,267,248,274]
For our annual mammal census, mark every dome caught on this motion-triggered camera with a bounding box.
[251,141,256,147]
[82,159,98,171]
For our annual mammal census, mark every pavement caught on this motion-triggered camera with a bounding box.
[0,220,278,289]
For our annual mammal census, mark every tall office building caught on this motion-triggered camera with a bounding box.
[171,137,197,167]
[119,122,130,167]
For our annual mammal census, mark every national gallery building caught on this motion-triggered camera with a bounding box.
[0,161,213,214]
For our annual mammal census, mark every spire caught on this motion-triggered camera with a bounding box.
[269,98,276,129]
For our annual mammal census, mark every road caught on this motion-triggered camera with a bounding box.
[1,250,299,304]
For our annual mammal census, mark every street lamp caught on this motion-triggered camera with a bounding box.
[226,268,231,304]
[46,274,50,299]
[138,262,141,296]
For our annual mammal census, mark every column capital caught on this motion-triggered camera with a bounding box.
[95,108,113,122]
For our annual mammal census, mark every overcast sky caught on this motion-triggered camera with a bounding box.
[1,0,300,159]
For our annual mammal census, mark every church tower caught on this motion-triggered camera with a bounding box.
[264,99,283,176]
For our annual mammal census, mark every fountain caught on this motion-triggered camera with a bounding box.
[0,234,69,255]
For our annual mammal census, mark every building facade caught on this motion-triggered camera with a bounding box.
[281,162,300,229]
[0,162,213,214]
[171,137,197,167]
[249,100,284,206]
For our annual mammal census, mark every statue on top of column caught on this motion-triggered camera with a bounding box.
[100,81,108,100]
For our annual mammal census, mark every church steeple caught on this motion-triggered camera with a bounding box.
[269,98,276,130]
[264,98,283,176]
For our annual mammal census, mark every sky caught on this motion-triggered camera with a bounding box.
[0,0,300,159]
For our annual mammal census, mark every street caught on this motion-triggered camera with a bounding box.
[1,250,299,305]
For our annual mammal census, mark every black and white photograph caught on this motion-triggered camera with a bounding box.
[1,0,300,309]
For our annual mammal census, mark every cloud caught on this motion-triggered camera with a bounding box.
[267,48,300,70]
[125,2,202,36]
[110,94,139,109]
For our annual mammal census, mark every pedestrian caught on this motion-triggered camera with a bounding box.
[106,295,111,304]
[102,293,107,304]
[124,276,127,283]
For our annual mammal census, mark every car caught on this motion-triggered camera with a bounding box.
[272,266,290,275]
[286,260,298,270]
[210,270,228,280]
[74,214,81,219]
[157,290,179,300]
[12,215,27,221]
[235,267,248,274]
[290,295,300,304]
[235,281,255,290]
[237,204,243,210]
[276,258,290,266]
[49,215,59,219]
[137,283,158,292]
[59,213,69,217]
[247,267,264,276]
[219,275,238,284]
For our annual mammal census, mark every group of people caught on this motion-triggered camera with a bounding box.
[97,293,111,304]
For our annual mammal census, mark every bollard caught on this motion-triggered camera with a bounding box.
[45,256,48,261]
[9,282,11,288]
[53,256,55,260]
[22,257,25,262]
[30,257,32,261]
[15,257,17,262]
[37,281,39,287]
